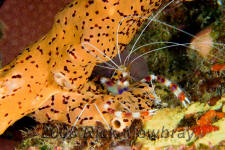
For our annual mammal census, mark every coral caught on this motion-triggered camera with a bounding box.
[211,63,225,71]
[135,96,225,149]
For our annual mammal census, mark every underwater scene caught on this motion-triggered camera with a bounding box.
[0,0,224,149]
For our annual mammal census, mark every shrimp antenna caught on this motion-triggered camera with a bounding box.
[130,41,224,65]
[82,42,119,69]
[129,0,175,62]
[153,19,224,53]
[116,1,174,66]
[96,64,117,70]
[66,103,88,138]
[116,21,123,65]
[130,43,189,65]
[124,17,224,65]
[94,103,110,129]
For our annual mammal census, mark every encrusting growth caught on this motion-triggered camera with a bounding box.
[0,0,164,135]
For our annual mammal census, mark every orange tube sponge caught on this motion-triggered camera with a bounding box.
[0,0,163,135]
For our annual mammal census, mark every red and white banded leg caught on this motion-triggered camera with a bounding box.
[140,74,190,108]
[103,100,158,118]
[102,100,157,132]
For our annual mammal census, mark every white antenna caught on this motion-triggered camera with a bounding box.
[94,103,110,129]
[129,0,175,62]
[82,42,119,69]
[66,103,88,138]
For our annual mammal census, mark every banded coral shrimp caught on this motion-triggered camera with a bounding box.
[80,0,225,130]
[135,0,225,104]
[20,0,224,149]
[77,0,195,131]
[32,0,225,132]
[0,0,166,137]
[30,0,174,134]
